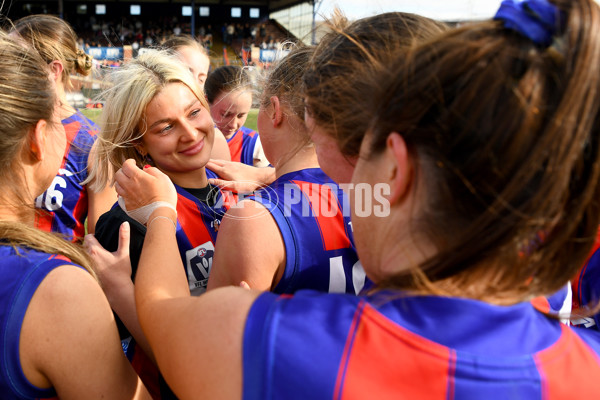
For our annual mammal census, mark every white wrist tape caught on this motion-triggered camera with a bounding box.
[118,196,177,226]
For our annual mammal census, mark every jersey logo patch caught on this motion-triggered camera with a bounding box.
[185,241,215,295]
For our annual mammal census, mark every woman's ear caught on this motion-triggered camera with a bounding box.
[270,96,283,127]
[48,60,64,83]
[386,132,413,205]
[29,119,48,162]
[135,141,148,157]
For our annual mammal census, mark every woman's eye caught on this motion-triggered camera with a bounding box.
[161,124,173,133]
[190,109,201,117]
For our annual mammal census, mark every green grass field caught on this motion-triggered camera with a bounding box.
[81,108,260,132]
[80,108,102,124]
[245,109,258,131]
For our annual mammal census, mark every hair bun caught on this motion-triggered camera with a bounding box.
[75,49,93,75]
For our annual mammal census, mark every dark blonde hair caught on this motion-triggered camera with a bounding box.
[0,32,93,273]
[13,14,93,88]
[205,65,252,104]
[261,45,313,123]
[162,34,209,57]
[0,31,55,218]
[259,45,314,166]
[364,0,600,300]
[0,221,94,274]
[303,12,447,159]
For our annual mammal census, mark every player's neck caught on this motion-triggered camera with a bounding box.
[274,146,319,178]
[56,85,77,120]
[167,167,209,189]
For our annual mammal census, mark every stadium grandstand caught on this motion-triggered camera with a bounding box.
[2,0,325,108]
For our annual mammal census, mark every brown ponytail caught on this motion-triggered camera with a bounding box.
[366,0,600,300]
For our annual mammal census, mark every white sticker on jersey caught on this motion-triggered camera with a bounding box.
[185,241,215,296]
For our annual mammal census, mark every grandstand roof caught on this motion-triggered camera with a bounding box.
[63,0,310,14]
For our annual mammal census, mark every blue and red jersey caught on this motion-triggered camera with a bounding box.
[244,290,600,400]
[35,111,98,241]
[528,284,572,324]
[570,228,600,330]
[174,183,235,295]
[0,246,79,399]
[249,168,364,295]
[226,126,261,166]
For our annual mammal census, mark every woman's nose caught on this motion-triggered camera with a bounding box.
[180,120,198,141]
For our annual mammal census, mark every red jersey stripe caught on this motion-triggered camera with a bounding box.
[531,296,551,314]
[227,130,243,163]
[535,324,600,399]
[62,120,80,164]
[35,211,54,233]
[71,189,88,239]
[447,350,456,400]
[130,347,161,399]
[292,180,351,252]
[338,303,451,400]
[334,301,367,400]
[177,193,213,247]
[48,254,71,262]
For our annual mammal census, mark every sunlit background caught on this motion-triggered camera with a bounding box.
[318,0,500,21]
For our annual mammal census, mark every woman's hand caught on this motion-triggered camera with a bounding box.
[84,222,132,304]
[84,222,156,362]
[206,159,275,193]
[114,159,177,211]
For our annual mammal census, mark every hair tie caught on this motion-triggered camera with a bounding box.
[494,0,565,47]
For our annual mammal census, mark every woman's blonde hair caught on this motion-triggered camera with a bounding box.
[87,49,208,191]
[0,32,93,274]
[12,14,93,89]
